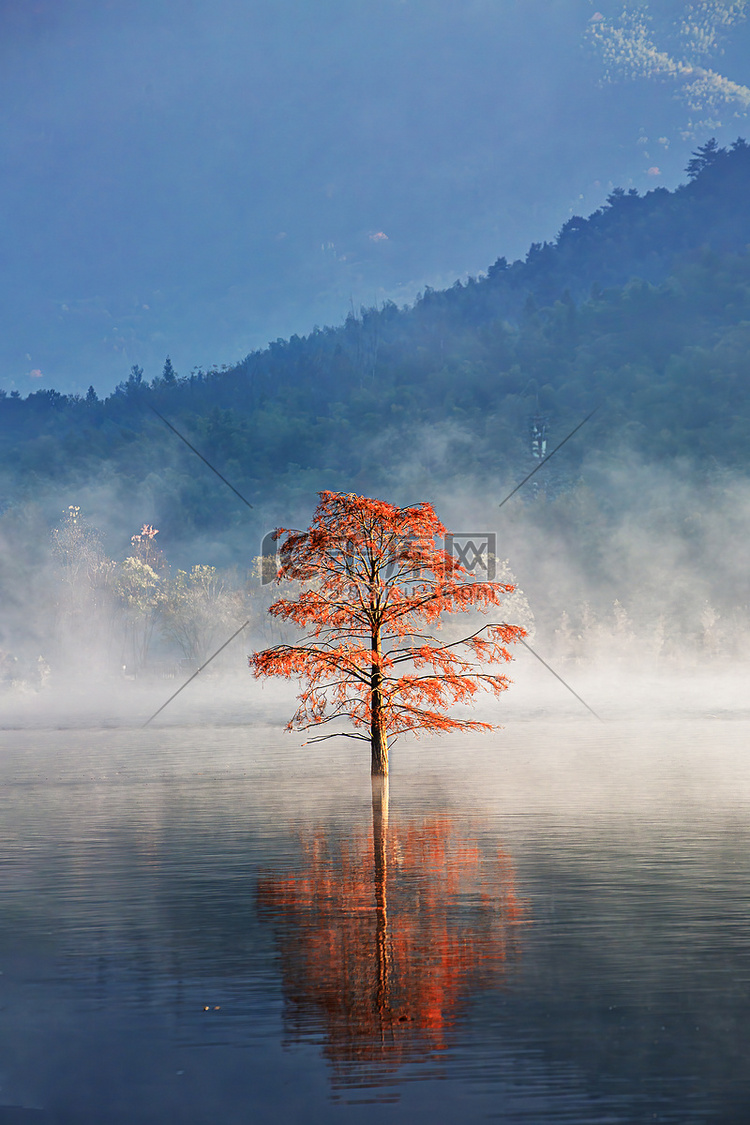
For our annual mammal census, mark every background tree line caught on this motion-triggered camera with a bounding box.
[0,505,297,690]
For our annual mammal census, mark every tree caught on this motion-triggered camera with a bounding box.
[116,524,165,673]
[250,491,525,777]
[128,523,165,573]
[686,137,722,180]
[160,564,244,664]
[161,356,177,385]
[116,364,146,399]
[51,506,117,667]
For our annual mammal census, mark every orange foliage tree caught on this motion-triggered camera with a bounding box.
[250,491,525,776]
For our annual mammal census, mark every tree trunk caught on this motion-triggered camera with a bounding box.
[371,722,389,776]
[370,625,389,777]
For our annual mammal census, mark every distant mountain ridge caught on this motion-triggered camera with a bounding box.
[1,137,749,554]
[484,136,750,303]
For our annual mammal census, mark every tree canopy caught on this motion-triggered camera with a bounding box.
[250,492,525,776]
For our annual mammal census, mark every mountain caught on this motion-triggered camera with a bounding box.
[2,138,750,672]
[9,0,750,398]
[3,138,750,525]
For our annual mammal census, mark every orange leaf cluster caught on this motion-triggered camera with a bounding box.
[250,492,525,754]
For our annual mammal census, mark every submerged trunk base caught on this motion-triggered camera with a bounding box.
[370,731,389,777]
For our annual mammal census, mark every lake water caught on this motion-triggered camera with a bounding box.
[1,718,749,1123]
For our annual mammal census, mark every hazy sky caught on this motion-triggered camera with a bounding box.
[2,0,749,395]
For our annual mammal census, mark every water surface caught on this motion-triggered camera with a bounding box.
[1,721,749,1122]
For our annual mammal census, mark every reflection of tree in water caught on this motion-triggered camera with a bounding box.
[257,781,526,1089]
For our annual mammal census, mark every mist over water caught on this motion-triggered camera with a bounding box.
[3,429,748,1118]
[2,438,748,732]
[2,453,749,1120]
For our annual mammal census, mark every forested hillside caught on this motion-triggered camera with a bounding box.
[1,139,750,681]
[2,138,749,534]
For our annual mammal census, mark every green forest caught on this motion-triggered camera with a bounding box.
[2,138,750,684]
